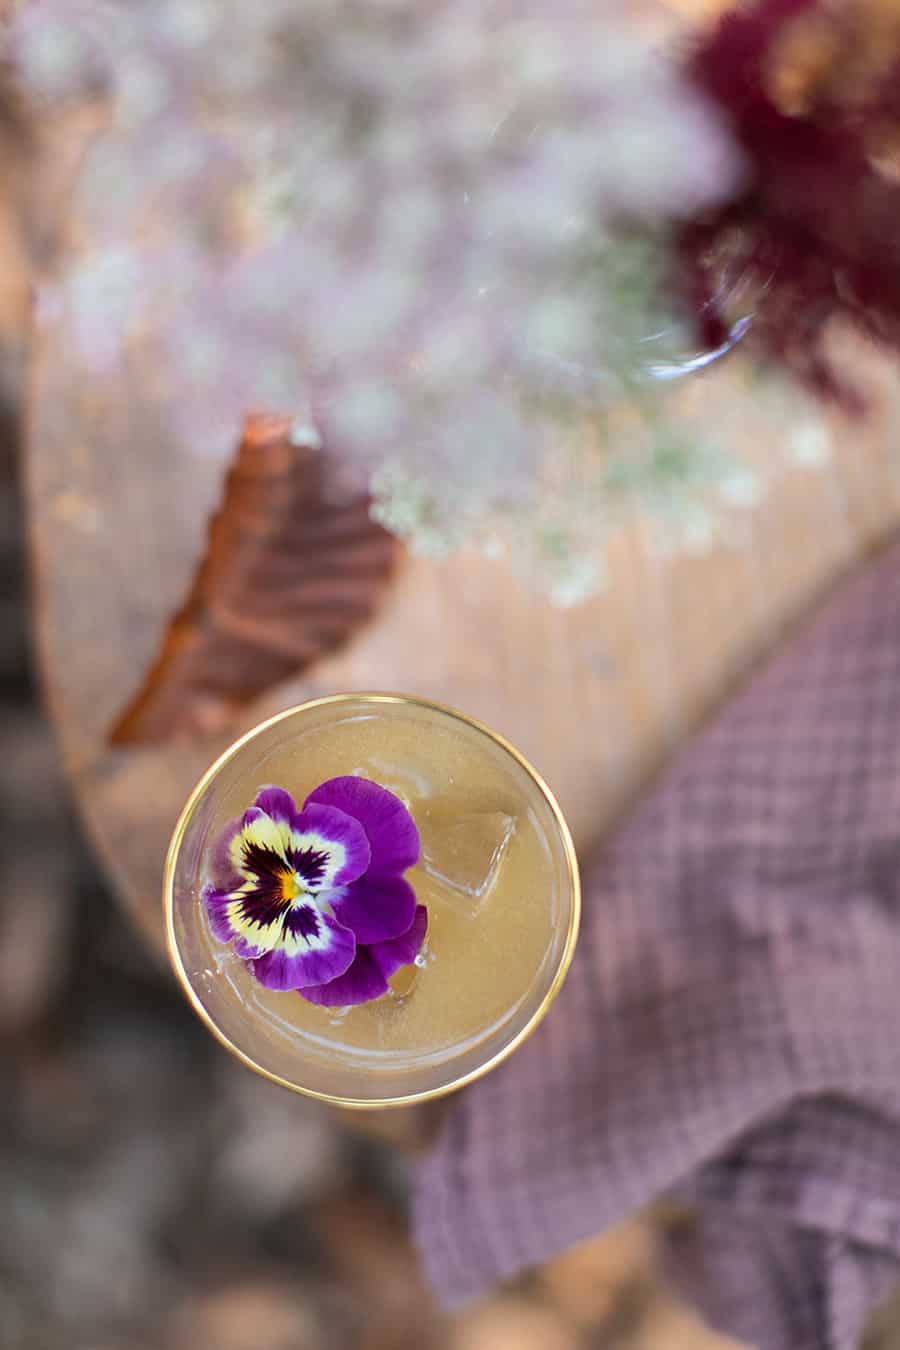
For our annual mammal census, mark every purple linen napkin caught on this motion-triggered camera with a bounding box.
[415,540,900,1349]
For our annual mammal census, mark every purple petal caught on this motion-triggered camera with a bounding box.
[289,802,370,888]
[370,904,428,978]
[327,875,418,944]
[304,776,419,878]
[247,906,356,991]
[297,946,389,1007]
[298,906,428,1008]
[253,785,300,826]
[202,883,235,943]
[208,818,244,892]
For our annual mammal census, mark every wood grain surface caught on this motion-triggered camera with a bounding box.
[26,310,900,950]
[21,15,900,955]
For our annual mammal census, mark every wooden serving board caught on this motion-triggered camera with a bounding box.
[26,305,900,950]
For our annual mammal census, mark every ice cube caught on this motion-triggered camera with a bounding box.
[421,804,516,912]
[351,758,433,811]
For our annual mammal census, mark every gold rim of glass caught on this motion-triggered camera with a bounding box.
[163,691,581,1109]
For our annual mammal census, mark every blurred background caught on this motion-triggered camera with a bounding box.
[0,69,733,1350]
[0,392,738,1336]
[0,56,759,1350]
[4,9,900,1348]
[0,346,723,1350]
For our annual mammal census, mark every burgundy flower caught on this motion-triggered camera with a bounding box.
[202,779,426,1006]
[679,0,900,404]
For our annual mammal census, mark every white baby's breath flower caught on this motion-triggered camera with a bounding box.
[11,0,792,602]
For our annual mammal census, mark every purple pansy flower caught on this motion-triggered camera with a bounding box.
[202,778,426,1006]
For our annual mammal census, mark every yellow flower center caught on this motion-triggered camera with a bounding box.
[278,867,303,904]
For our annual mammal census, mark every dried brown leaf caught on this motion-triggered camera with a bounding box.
[109,415,397,744]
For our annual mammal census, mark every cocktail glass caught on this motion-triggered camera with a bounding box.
[164,693,580,1107]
